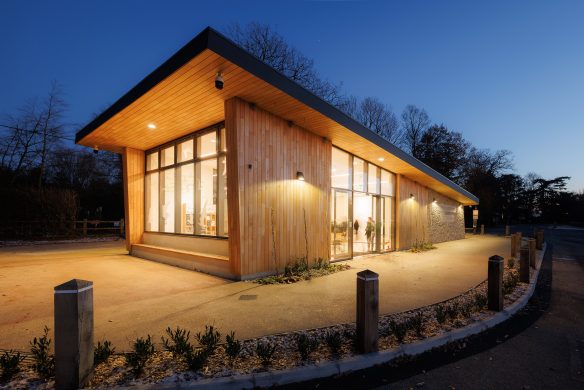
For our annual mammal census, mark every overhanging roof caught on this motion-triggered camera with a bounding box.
[75,27,478,205]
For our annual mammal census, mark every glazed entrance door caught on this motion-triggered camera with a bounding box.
[330,189,351,260]
[353,192,375,255]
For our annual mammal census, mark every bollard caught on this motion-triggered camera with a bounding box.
[480,224,485,235]
[519,246,530,283]
[54,279,94,389]
[536,230,543,250]
[82,219,88,237]
[510,234,518,258]
[488,255,504,311]
[356,270,379,353]
[505,225,510,236]
[528,238,536,268]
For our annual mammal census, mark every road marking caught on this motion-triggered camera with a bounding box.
[553,257,578,262]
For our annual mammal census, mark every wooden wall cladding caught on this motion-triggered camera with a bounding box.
[397,175,464,249]
[225,97,331,278]
[122,147,145,251]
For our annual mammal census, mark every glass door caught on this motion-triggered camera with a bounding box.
[330,189,351,260]
[380,196,395,252]
[353,192,375,255]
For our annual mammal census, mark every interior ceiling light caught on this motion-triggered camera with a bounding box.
[378,157,385,162]
[147,123,157,129]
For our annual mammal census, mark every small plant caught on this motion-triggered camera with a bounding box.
[256,340,277,366]
[185,348,209,372]
[408,312,425,337]
[225,331,242,364]
[461,302,473,317]
[161,327,193,357]
[324,330,343,356]
[446,302,460,320]
[435,305,448,324]
[196,325,221,355]
[94,340,115,366]
[503,271,519,295]
[0,350,25,382]
[507,257,515,269]
[126,335,155,375]
[296,332,319,361]
[30,326,55,379]
[409,241,437,253]
[473,293,488,310]
[389,319,408,343]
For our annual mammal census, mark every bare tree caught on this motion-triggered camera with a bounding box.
[226,22,345,105]
[401,104,430,157]
[356,97,401,145]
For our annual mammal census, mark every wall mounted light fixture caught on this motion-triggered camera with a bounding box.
[296,171,305,181]
[410,193,415,199]
[215,72,224,89]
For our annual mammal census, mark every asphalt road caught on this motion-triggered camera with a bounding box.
[386,226,584,389]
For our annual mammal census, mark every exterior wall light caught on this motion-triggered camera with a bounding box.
[296,171,305,181]
[410,193,415,199]
[93,145,99,154]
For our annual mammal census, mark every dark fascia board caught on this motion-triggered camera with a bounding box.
[75,27,479,205]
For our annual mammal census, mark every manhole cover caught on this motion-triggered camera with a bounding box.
[239,294,257,301]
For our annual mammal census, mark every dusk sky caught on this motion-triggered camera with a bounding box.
[1,0,583,191]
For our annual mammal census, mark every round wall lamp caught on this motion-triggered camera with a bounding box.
[296,171,305,181]
[215,72,224,90]
[410,193,415,199]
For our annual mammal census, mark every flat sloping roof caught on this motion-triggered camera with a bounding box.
[76,27,478,205]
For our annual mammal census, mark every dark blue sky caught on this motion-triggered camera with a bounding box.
[2,0,583,191]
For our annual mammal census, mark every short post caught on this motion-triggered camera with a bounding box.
[510,234,517,258]
[54,279,94,389]
[119,218,125,237]
[528,238,536,268]
[536,229,544,250]
[488,255,504,311]
[505,225,510,236]
[356,270,379,353]
[82,219,88,237]
[519,246,530,283]
[480,224,485,235]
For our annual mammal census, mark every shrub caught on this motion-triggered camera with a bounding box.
[225,331,242,364]
[256,340,277,366]
[446,302,460,320]
[507,257,515,269]
[389,319,408,343]
[30,326,55,379]
[503,271,519,295]
[296,332,318,361]
[435,305,448,324]
[94,340,115,366]
[408,312,425,337]
[185,348,209,372]
[0,350,24,382]
[325,330,343,356]
[461,303,473,317]
[126,335,155,375]
[196,325,221,356]
[473,293,488,310]
[161,327,193,357]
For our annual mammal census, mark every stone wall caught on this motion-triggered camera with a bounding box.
[428,190,465,243]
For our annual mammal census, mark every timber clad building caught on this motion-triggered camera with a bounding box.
[75,27,479,280]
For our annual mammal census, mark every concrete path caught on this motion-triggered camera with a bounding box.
[0,235,508,351]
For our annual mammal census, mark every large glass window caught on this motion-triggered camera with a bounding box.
[144,124,228,238]
[381,169,396,196]
[332,147,351,189]
[368,164,380,194]
[353,158,366,192]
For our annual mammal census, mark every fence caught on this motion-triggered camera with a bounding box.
[0,219,124,240]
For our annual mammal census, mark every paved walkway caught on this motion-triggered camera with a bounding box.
[0,235,508,351]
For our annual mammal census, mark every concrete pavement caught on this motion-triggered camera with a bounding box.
[0,235,508,351]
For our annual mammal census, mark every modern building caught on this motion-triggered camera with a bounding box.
[75,27,478,280]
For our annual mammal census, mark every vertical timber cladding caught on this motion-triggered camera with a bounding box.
[225,97,331,279]
[122,147,145,251]
[397,175,464,249]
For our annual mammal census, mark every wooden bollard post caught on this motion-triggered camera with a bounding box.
[505,225,510,236]
[356,270,379,353]
[528,238,536,268]
[488,255,504,311]
[536,230,543,250]
[54,279,94,389]
[510,234,517,258]
[82,219,88,237]
[119,218,125,237]
[520,246,530,283]
[480,224,485,235]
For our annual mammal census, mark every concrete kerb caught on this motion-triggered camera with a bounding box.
[131,243,548,390]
